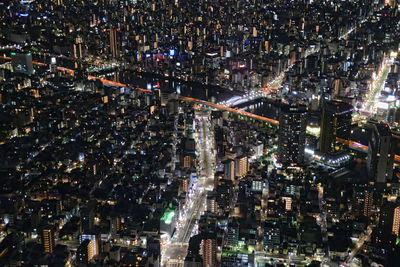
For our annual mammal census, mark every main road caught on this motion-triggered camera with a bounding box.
[162,111,215,266]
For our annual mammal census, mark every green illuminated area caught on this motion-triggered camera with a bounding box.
[222,244,255,257]
[161,209,175,225]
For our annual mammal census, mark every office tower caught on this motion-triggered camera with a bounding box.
[110,216,122,237]
[277,103,307,166]
[75,37,83,58]
[226,219,239,247]
[206,193,218,214]
[31,208,41,229]
[184,155,191,169]
[363,189,373,218]
[380,201,400,237]
[80,208,94,233]
[221,253,254,267]
[393,206,400,236]
[79,234,99,256]
[110,28,119,58]
[367,123,394,183]
[282,196,293,211]
[387,107,400,124]
[77,239,94,265]
[41,227,54,253]
[353,185,373,218]
[49,57,57,72]
[202,236,217,267]
[73,36,83,68]
[223,160,234,181]
[319,100,353,153]
[160,204,176,236]
[263,221,280,252]
[331,78,344,97]
[234,156,248,178]
[11,52,33,76]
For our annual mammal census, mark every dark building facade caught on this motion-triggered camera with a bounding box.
[319,100,353,153]
[278,103,307,167]
[367,123,395,183]
[11,52,33,75]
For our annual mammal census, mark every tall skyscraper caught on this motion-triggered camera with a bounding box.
[41,227,54,253]
[393,206,400,236]
[184,155,191,169]
[367,123,394,183]
[319,100,353,153]
[263,221,280,252]
[73,36,83,69]
[223,160,234,181]
[11,52,33,76]
[77,239,94,265]
[234,156,248,178]
[202,236,217,267]
[110,28,119,58]
[353,185,373,218]
[363,189,373,218]
[278,103,307,166]
[226,219,239,247]
[79,234,99,256]
[80,208,94,233]
[380,201,400,237]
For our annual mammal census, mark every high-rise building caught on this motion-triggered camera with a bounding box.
[234,156,248,178]
[353,185,373,218]
[41,227,54,253]
[363,189,373,218]
[49,57,57,72]
[277,103,307,166]
[223,160,234,181]
[79,234,99,256]
[11,52,33,76]
[221,253,254,267]
[319,100,353,153]
[380,201,400,237]
[184,155,190,168]
[206,193,218,214]
[110,28,119,58]
[367,123,394,183]
[77,239,94,265]
[282,196,293,211]
[110,216,122,237]
[226,220,239,247]
[393,206,400,236]
[263,221,280,252]
[74,36,83,59]
[202,236,217,267]
[80,208,94,233]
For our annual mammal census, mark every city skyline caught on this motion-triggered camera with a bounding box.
[1,1,400,267]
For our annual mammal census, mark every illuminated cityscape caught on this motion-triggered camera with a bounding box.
[2,0,400,267]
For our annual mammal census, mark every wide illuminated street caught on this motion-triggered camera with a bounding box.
[162,110,215,266]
